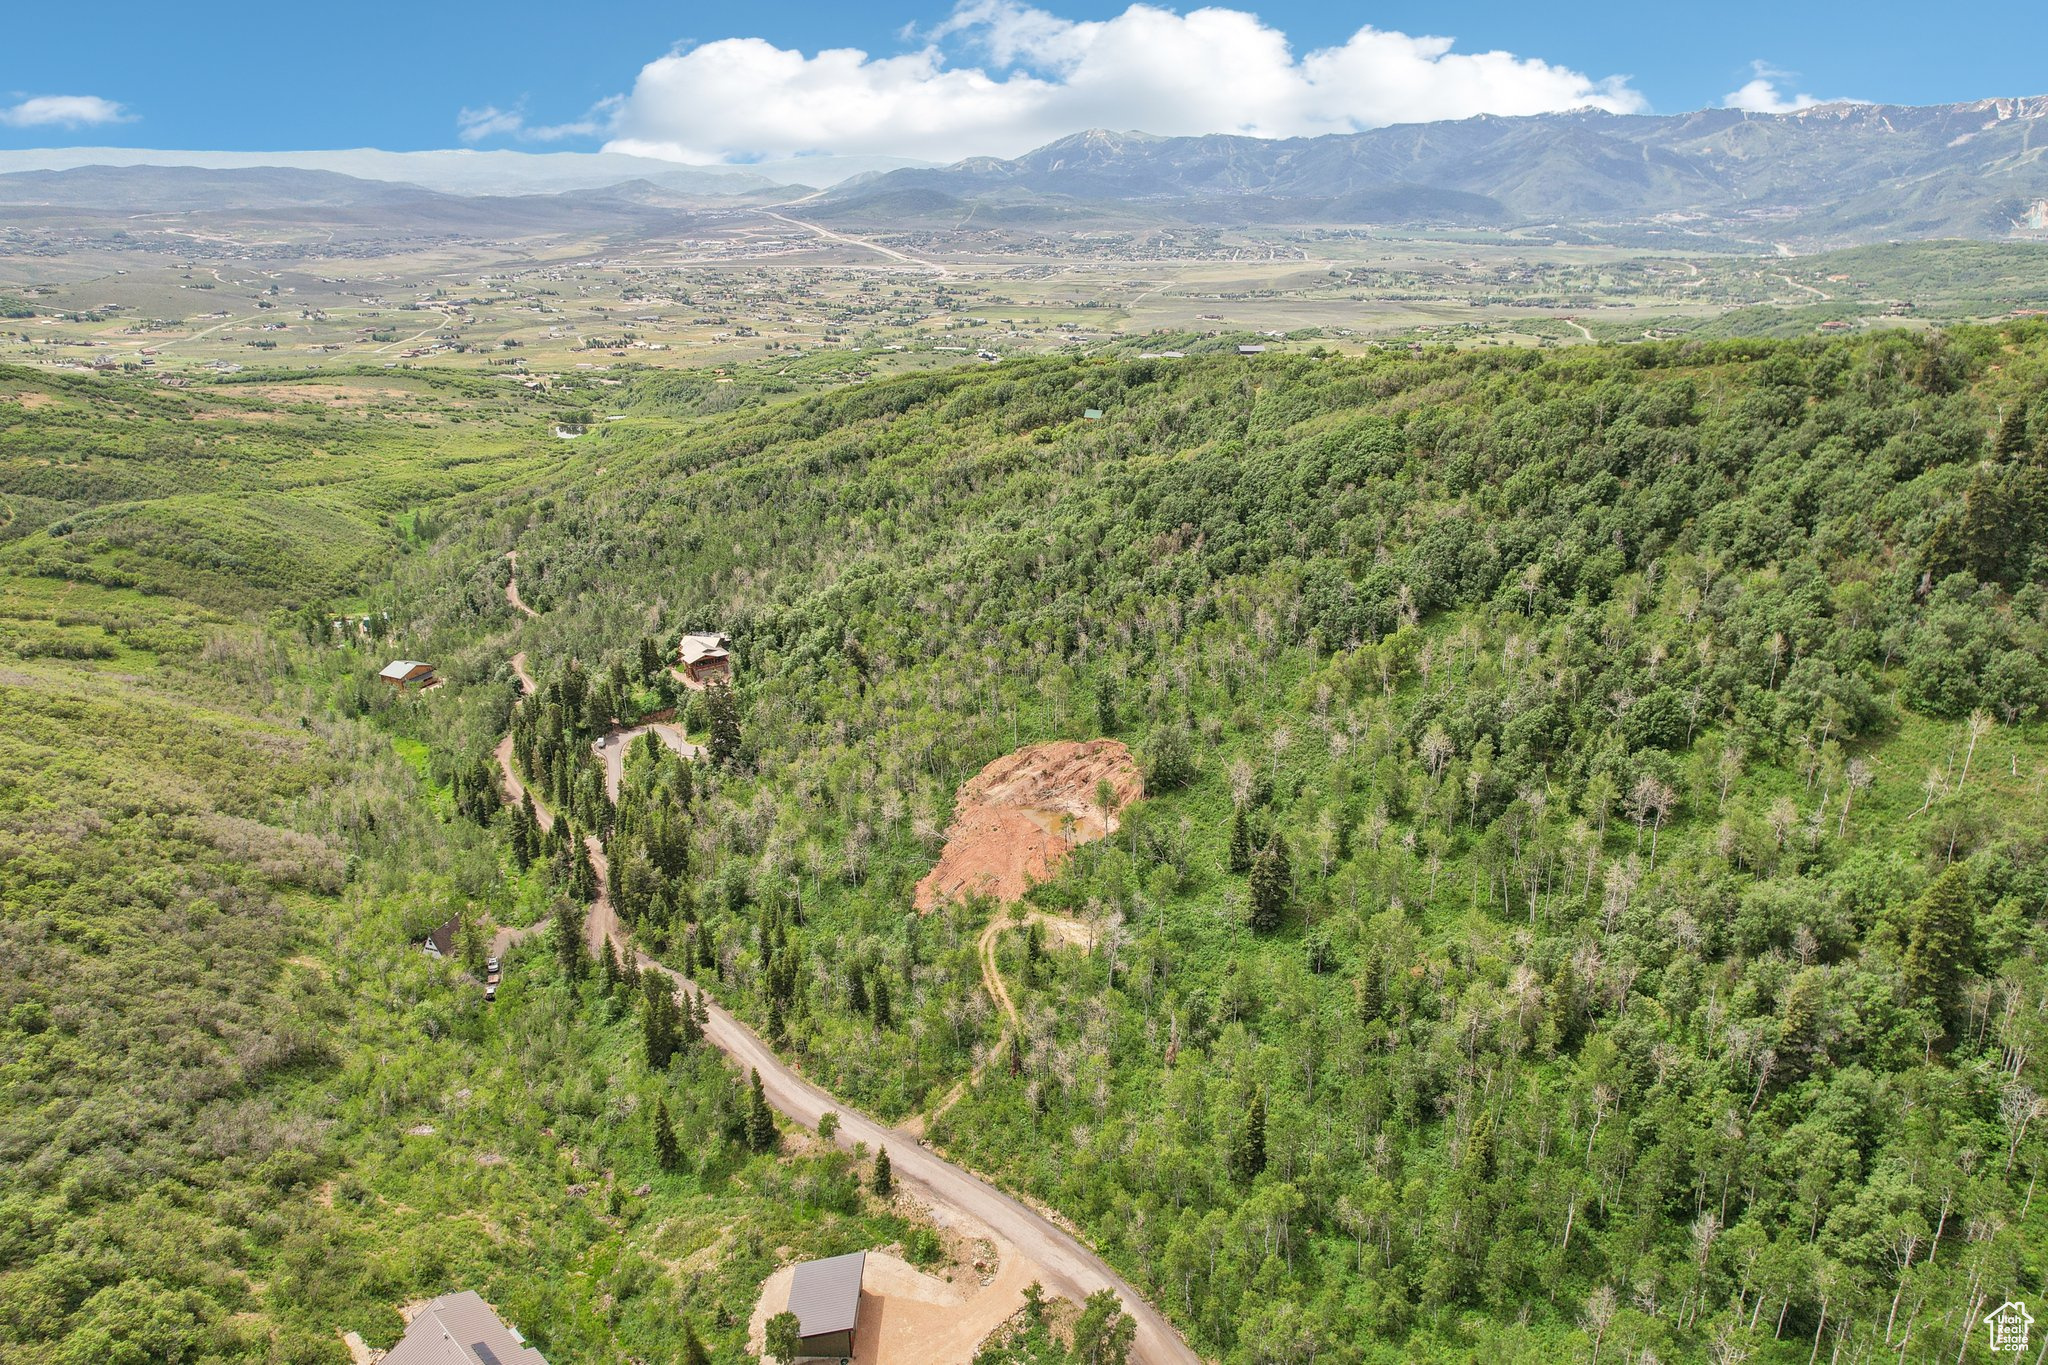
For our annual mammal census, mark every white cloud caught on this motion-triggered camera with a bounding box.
[0,94,133,129]
[457,100,614,144]
[513,0,1646,164]
[1723,62,1825,114]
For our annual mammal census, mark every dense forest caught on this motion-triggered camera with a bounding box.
[3,320,2046,1363]
[381,326,2048,1364]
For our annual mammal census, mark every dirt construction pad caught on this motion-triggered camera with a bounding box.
[914,739,1142,911]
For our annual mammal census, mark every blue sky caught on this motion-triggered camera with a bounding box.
[4,0,2042,162]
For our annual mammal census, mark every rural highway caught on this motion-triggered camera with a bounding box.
[765,211,947,276]
[486,584,1200,1363]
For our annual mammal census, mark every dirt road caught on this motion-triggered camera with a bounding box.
[909,910,1090,1136]
[596,722,703,802]
[505,551,538,619]
[488,634,1197,1363]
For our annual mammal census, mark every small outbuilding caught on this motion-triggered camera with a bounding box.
[383,1290,548,1365]
[678,632,733,687]
[380,659,436,688]
[786,1251,866,1360]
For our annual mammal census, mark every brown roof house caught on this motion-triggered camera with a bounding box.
[422,915,461,960]
[677,632,733,687]
[384,1291,547,1365]
[380,659,437,688]
[786,1251,866,1360]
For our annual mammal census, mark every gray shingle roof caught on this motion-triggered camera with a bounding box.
[383,1291,548,1365]
[788,1251,866,1338]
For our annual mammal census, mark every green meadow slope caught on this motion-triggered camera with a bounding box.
[0,371,922,1365]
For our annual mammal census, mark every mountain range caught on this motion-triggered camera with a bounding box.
[817,97,2048,247]
[5,97,2047,248]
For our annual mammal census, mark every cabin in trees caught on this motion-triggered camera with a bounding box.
[785,1251,866,1360]
[421,915,461,960]
[678,632,733,687]
[383,1291,548,1365]
[379,659,436,689]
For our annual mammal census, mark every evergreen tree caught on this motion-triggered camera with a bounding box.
[571,836,597,903]
[652,1097,680,1171]
[510,797,535,870]
[1228,803,1253,874]
[871,975,892,1028]
[553,898,586,982]
[873,1144,893,1196]
[1358,946,1385,1023]
[1233,1090,1267,1180]
[1095,680,1119,735]
[1995,400,2033,460]
[1249,831,1292,932]
[643,979,680,1069]
[746,1069,776,1152]
[1902,864,1975,1028]
[707,684,742,767]
[600,939,621,996]
[681,1323,710,1365]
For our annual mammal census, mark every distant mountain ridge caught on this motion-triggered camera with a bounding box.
[0,146,930,196]
[814,97,2048,246]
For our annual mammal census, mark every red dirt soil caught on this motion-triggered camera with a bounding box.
[914,739,1143,912]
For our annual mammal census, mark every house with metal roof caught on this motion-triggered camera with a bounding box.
[380,659,436,688]
[677,632,733,687]
[786,1251,866,1360]
[383,1290,547,1365]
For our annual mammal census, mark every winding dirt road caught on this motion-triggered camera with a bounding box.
[909,910,1090,1135]
[487,643,1198,1363]
[505,551,538,619]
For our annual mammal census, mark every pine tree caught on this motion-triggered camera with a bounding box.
[746,1069,776,1152]
[600,939,621,995]
[1228,804,1253,874]
[643,981,680,1069]
[1995,401,2032,460]
[510,797,535,870]
[553,899,586,982]
[571,836,597,903]
[707,684,742,767]
[871,976,892,1028]
[1902,864,1975,1028]
[653,1097,680,1171]
[681,1323,711,1365]
[1233,1090,1267,1180]
[1249,831,1292,932]
[1358,946,1385,1023]
[873,1144,893,1196]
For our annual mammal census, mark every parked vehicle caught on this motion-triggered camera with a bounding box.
[484,982,497,1002]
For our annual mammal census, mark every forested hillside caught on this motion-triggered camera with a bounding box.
[383,326,2048,1363]
[4,323,2046,1364]
[0,371,919,1365]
